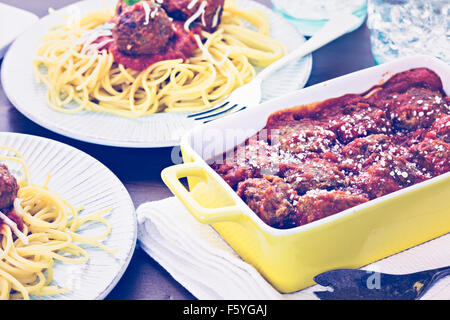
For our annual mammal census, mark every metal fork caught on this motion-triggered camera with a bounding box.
[313,266,450,300]
[188,13,362,123]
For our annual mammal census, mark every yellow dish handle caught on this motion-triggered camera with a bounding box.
[161,162,243,224]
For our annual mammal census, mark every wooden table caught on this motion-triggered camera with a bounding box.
[0,0,375,300]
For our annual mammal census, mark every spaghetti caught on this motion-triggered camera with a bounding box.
[33,0,287,118]
[0,146,114,300]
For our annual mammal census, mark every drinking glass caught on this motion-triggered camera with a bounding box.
[270,0,368,36]
[367,0,450,65]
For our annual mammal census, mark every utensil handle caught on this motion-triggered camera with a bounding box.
[416,265,450,299]
[161,162,243,224]
[431,265,450,283]
[256,13,362,82]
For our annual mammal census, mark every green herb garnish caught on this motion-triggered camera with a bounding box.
[123,0,144,6]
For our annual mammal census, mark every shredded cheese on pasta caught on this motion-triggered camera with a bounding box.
[184,0,207,31]
[142,1,151,25]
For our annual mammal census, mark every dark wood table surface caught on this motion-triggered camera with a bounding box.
[0,0,375,300]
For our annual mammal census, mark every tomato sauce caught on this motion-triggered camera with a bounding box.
[211,68,450,229]
[0,209,24,232]
[99,21,201,71]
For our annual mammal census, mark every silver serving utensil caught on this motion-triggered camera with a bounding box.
[313,266,450,300]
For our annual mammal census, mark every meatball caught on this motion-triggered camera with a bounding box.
[236,176,297,228]
[409,137,450,176]
[212,162,255,190]
[352,166,401,200]
[392,127,429,148]
[0,164,19,210]
[341,134,391,160]
[328,103,392,144]
[269,120,338,156]
[161,0,225,32]
[339,134,411,172]
[429,114,450,143]
[211,139,281,189]
[113,1,174,55]
[366,68,446,108]
[279,159,347,195]
[295,190,368,226]
[351,153,427,199]
[385,87,447,131]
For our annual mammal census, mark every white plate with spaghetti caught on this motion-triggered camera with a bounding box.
[0,132,136,300]
[1,0,312,148]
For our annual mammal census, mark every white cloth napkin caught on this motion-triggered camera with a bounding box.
[137,197,450,300]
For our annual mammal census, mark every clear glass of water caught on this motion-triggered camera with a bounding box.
[367,0,450,65]
[271,0,368,36]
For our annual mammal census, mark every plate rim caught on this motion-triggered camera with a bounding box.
[0,131,137,300]
[1,0,313,148]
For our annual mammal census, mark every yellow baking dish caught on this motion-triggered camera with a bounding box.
[161,55,450,293]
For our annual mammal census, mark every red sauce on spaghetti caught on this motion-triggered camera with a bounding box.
[0,210,24,232]
[99,21,201,71]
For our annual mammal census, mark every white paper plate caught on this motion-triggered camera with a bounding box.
[1,0,312,148]
[0,132,137,300]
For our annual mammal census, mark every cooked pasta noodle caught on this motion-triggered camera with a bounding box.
[33,0,287,118]
[0,147,114,300]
